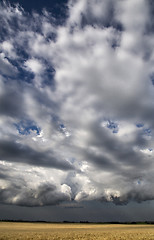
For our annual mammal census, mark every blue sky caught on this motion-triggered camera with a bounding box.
[1,0,154,222]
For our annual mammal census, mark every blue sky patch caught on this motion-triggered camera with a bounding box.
[136,123,144,128]
[143,128,152,136]
[8,0,69,25]
[15,120,40,135]
[107,120,119,133]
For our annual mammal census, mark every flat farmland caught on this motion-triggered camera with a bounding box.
[0,222,154,240]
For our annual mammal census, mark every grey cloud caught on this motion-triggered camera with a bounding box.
[84,123,150,168]
[105,189,154,206]
[0,57,17,77]
[145,0,154,34]
[68,0,122,31]
[0,140,74,170]
[0,81,25,118]
[0,182,71,207]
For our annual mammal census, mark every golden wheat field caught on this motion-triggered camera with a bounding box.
[0,222,154,240]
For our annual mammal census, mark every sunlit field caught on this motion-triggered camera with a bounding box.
[0,222,154,240]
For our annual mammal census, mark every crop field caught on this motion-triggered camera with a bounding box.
[0,222,154,240]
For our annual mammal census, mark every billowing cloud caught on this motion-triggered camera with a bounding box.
[0,161,72,206]
[0,0,154,207]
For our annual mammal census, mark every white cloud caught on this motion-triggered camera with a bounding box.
[115,0,149,32]
[1,41,16,58]
[24,58,45,74]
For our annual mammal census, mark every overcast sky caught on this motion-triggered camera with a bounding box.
[1,0,154,222]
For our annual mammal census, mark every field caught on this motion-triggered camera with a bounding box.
[0,222,154,240]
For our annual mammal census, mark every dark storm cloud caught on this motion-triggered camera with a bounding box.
[107,188,154,206]
[0,140,74,170]
[84,122,150,169]
[0,161,72,207]
[0,81,24,118]
[0,182,71,206]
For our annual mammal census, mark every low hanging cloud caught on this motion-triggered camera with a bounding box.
[0,0,154,207]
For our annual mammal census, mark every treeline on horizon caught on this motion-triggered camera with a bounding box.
[0,220,154,224]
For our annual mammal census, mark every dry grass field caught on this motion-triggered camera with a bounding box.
[0,222,154,240]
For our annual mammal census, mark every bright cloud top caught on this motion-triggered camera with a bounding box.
[0,0,154,207]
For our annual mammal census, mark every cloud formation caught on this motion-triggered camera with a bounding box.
[0,0,154,207]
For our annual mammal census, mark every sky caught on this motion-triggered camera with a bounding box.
[1,0,154,222]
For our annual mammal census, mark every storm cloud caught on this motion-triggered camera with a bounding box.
[0,0,154,208]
